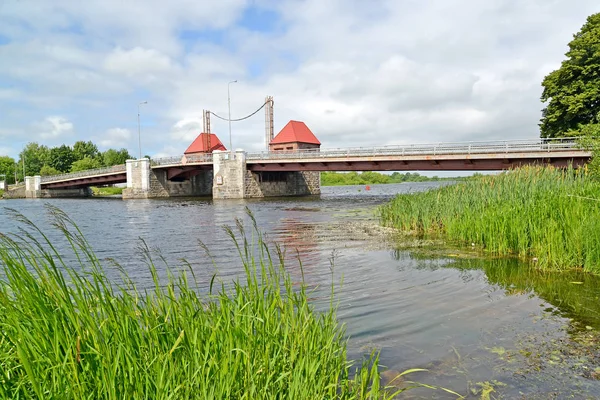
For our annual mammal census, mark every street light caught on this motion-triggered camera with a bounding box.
[138,101,148,159]
[227,80,237,153]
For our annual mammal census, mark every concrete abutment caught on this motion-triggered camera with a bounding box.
[26,152,321,200]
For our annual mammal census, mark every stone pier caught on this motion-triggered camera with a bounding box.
[212,150,320,199]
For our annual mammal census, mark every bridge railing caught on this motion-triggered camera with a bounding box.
[41,164,127,183]
[151,153,213,166]
[245,137,583,160]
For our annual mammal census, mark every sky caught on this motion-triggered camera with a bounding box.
[1,0,599,161]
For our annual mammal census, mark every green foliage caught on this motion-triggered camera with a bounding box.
[39,165,61,176]
[0,207,451,399]
[321,171,453,186]
[48,144,76,173]
[91,186,124,196]
[380,166,600,274]
[73,141,100,161]
[0,156,16,184]
[71,156,103,172]
[19,142,50,178]
[540,13,600,138]
[102,148,132,167]
[577,124,600,179]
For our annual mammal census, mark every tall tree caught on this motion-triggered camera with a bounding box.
[73,141,100,161]
[102,148,133,166]
[49,145,76,173]
[19,142,50,178]
[0,156,16,184]
[540,13,600,138]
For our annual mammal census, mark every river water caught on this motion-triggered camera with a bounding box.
[1,182,600,399]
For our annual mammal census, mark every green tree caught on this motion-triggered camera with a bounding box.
[102,148,132,166]
[40,165,61,176]
[540,13,600,138]
[71,156,103,172]
[0,156,16,184]
[19,142,50,178]
[49,145,75,173]
[73,141,100,161]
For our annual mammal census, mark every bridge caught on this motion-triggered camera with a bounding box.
[25,137,590,199]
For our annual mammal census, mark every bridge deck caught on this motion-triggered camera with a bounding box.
[39,138,591,187]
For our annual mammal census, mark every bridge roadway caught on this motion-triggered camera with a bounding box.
[40,138,591,189]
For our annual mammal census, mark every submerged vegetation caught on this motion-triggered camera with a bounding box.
[380,166,600,274]
[0,206,454,399]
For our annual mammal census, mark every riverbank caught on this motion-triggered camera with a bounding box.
[380,166,600,274]
[0,207,446,399]
[321,171,461,186]
[91,186,123,196]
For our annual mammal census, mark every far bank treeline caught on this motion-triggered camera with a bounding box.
[321,171,461,186]
[0,141,132,184]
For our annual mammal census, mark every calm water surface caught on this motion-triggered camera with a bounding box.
[1,182,600,399]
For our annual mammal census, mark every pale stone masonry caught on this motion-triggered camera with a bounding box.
[244,171,320,198]
[24,152,320,200]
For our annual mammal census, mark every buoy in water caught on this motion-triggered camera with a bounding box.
[365,185,371,191]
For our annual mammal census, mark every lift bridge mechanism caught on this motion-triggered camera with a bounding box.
[203,96,275,152]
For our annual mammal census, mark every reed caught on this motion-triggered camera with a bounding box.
[0,206,449,399]
[380,166,600,274]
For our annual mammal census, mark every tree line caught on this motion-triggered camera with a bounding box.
[0,141,132,184]
[320,171,459,186]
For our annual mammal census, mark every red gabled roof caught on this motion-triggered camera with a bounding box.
[184,133,227,154]
[270,121,321,145]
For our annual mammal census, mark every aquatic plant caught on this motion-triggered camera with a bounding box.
[0,206,453,399]
[380,166,600,273]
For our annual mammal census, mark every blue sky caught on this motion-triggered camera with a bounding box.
[0,0,599,162]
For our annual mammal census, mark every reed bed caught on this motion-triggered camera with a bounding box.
[380,166,600,274]
[0,206,445,399]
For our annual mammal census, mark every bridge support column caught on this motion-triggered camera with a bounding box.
[25,176,41,198]
[212,150,247,199]
[123,159,151,199]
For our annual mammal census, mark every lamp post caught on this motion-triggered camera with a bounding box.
[227,80,237,153]
[138,101,148,159]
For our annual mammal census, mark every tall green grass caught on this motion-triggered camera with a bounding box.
[380,166,600,273]
[0,206,449,399]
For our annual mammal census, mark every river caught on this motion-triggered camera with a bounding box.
[1,182,600,399]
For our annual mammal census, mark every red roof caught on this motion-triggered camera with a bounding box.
[270,121,321,145]
[184,133,227,154]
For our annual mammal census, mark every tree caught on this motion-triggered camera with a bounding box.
[71,156,103,172]
[40,165,61,176]
[73,141,100,161]
[0,156,16,184]
[49,145,75,173]
[540,13,600,138]
[19,142,50,178]
[102,148,132,166]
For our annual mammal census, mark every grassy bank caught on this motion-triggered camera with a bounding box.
[0,206,448,399]
[0,189,4,198]
[91,186,123,196]
[380,166,600,273]
[321,171,459,186]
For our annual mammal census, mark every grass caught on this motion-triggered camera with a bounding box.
[0,206,456,399]
[380,166,600,274]
[91,186,123,196]
[0,189,4,198]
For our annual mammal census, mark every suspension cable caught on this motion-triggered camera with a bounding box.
[210,100,269,122]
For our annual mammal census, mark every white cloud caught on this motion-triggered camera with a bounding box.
[104,47,177,78]
[35,117,74,140]
[99,128,132,148]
